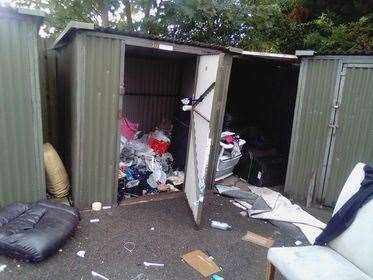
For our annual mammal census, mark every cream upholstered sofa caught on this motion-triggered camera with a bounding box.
[266,163,373,280]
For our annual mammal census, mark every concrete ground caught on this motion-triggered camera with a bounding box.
[0,180,331,280]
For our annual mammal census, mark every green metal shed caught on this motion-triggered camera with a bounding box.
[0,8,46,206]
[285,51,373,206]
[52,22,232,225]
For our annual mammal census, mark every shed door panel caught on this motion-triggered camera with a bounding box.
[322,65,373,205]
[74,35,122,208]
[285,59,339,202]
[184,55,220,225]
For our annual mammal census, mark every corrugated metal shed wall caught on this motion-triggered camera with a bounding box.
[123,57,181,132]
[0,12,45,206]
[322,65,373,205]
[285,58,339,202]
[55,37,78,187]
[75,34,122,208]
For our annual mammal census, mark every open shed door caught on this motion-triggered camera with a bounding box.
[184,54,230,225]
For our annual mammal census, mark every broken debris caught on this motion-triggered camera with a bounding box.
[242,231,274,248]
[211,221,232,231]
[77,250,85,258]
[91,271,109,280]
[182,250,221,277]
[0,264,6,273]
[90,218,100,223]
[143,262,164,267]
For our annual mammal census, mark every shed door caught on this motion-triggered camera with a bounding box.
[184,55,222,225]
[322,64,373,205]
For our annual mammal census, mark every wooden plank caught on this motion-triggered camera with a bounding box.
[266,262,276,280]
[242,231,274,248]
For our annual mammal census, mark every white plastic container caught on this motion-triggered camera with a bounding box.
[211,220,232,230]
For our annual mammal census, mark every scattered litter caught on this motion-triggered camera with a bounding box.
[210,221,232,231]
[91,271,109,280]
[150,227,155,231]
[123,241,135,253]
[92,202,102,211]
[215,185,257,202]
[211,274,224,280]
[102,206,112,210]
[143,262,164,267]
[17,264,20,268]
[0,265,7,273]
[242,231,274,248]
[231,200,247,210]
[90,218,100,223]
[234,200,252,210]
[58,249,63,252]
[182,250,221,277]
[295,240,302,246]
[246,186,325,243]
[77,250,85,258]
[117,118,183,204]
[130,273,149,280]
[239,211,247,217]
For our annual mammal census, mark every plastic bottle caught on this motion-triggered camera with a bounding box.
[210,220,232,230]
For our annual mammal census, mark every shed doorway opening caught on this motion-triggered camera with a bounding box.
[217,56,299,190]
[117,46,197,204]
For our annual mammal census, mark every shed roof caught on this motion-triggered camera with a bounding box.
[0,7,45,19]
[52,21,299,62]
[296,50,373,57]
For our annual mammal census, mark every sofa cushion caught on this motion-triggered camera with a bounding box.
[0,200,80,262]
[267,246,371,280]
[329,200,373,278]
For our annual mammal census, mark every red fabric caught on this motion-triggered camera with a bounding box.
[149,138,170,154]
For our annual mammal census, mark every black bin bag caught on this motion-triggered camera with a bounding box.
[0,200,80,262]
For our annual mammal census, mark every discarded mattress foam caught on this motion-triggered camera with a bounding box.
[0,200,80,262]
[247,186,326,244]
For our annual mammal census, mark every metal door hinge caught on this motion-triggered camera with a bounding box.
[119,84,125,95]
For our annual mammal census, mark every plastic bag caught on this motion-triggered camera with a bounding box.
[120,118,139,141]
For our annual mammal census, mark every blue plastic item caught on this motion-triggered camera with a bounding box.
[211,274,224,280]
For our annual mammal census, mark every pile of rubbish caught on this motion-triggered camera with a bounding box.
[215,184,326,244]
[117,118,184,204]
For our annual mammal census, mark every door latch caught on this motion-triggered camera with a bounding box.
[328,123,339,129]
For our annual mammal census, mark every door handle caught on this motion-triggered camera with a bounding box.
[328,123,339,129]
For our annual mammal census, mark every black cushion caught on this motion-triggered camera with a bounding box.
[0,200,80,262]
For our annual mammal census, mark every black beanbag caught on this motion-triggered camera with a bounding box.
[0,200,80,262]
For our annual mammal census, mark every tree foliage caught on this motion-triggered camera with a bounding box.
[7,0,373,53]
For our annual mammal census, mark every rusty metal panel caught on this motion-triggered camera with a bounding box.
[0,11,45,206]
[285,58,340,203]
[123,57,181,132]
[73,34,122,208]
[323,64,373,205]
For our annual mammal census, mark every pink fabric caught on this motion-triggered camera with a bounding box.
[121,118,139,140]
